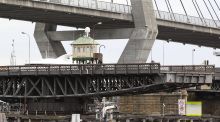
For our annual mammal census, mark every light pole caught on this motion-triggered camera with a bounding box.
[10,40,16,65]
[163,41,165,65]
[99,45,106,53]
[192,49,195,65]
[21,32,31,64]
[126,0,129,5]
[92,22,102,39]
[91,22,102,58]
[162,103,165,116]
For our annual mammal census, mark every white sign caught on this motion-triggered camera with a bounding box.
[178,99,186,115]
[186,101,202,116]
[71,114,81,122]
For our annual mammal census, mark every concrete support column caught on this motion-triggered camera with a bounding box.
[118,0,158,63]
[143,119,146,122]
[28,119,31,122]
[34,23,66,58]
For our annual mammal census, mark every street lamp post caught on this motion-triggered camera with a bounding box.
[126,0,129,5]
[91,22,102,57]
[21,32,31,64]
[192,49,195,65]
[99,45,106,53]
[162,103,165,116]
[92,22,102,39]
[163,41,165,65]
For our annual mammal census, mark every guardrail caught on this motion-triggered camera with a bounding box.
[161,65,215,74]
[0,64,215,76]
[32,0,131,14]
[0,63,160,76]
[155,10,220,28]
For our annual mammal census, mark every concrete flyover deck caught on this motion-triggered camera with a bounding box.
[0,0,133,28]
[1,0,219,48]
[1,0,220,49]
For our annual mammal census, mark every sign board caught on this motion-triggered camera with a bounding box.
[186,101,202,116]
[71,114,81,122]
[178,99,186,115]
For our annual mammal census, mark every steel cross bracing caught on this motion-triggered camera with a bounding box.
[0,64,214,98]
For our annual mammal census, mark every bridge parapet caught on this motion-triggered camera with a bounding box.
[156,10,220,28]
[0,63,160,76]
[161,65,214,84]
[0,64,214,76]
[33,0,131,14]
[161,65,215,74]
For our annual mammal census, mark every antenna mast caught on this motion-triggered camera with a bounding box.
[10,40,16,65]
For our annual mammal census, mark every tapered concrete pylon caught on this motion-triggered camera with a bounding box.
[118,0,158,63]
[34,23,66,58]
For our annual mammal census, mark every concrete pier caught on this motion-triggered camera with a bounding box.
[34,23,66,58]
[118,0,158,63]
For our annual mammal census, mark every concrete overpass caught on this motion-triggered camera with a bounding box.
[0,0,220,62]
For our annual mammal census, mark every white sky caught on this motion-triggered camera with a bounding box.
[0,0,220,66]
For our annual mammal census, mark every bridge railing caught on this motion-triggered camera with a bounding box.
[161,65,215,74]
[0,64,215,76]
[0,63,160,76]
[155,10,220,28]
[33,0,131,14]
[31,0,220,28]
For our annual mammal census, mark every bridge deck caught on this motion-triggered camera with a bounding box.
[0,64,214,98]
[1,0,220,48]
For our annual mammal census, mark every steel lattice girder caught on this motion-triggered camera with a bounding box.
[0,74,162,98]
[0,74,208,98]
[0,64,214,98]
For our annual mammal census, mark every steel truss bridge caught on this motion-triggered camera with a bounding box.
[0,63,214,98]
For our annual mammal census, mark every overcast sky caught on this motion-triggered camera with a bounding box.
[0,0,220,66]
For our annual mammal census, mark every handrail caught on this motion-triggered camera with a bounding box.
[32,0,132,14]
[161,65,215,74]
[0,64,215,76]
[0,63,160,76]
[155,10,220,29]
[31,0,220,28]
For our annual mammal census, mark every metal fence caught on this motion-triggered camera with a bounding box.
[156,10,220,28]
[32,0,131,14]
[0,64,215,76]
[0,63,160,76]
[161,65,215,74]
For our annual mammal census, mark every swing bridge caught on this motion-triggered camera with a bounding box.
[0,63,215,98]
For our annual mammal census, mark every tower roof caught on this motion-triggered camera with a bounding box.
[72,36,99,45]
